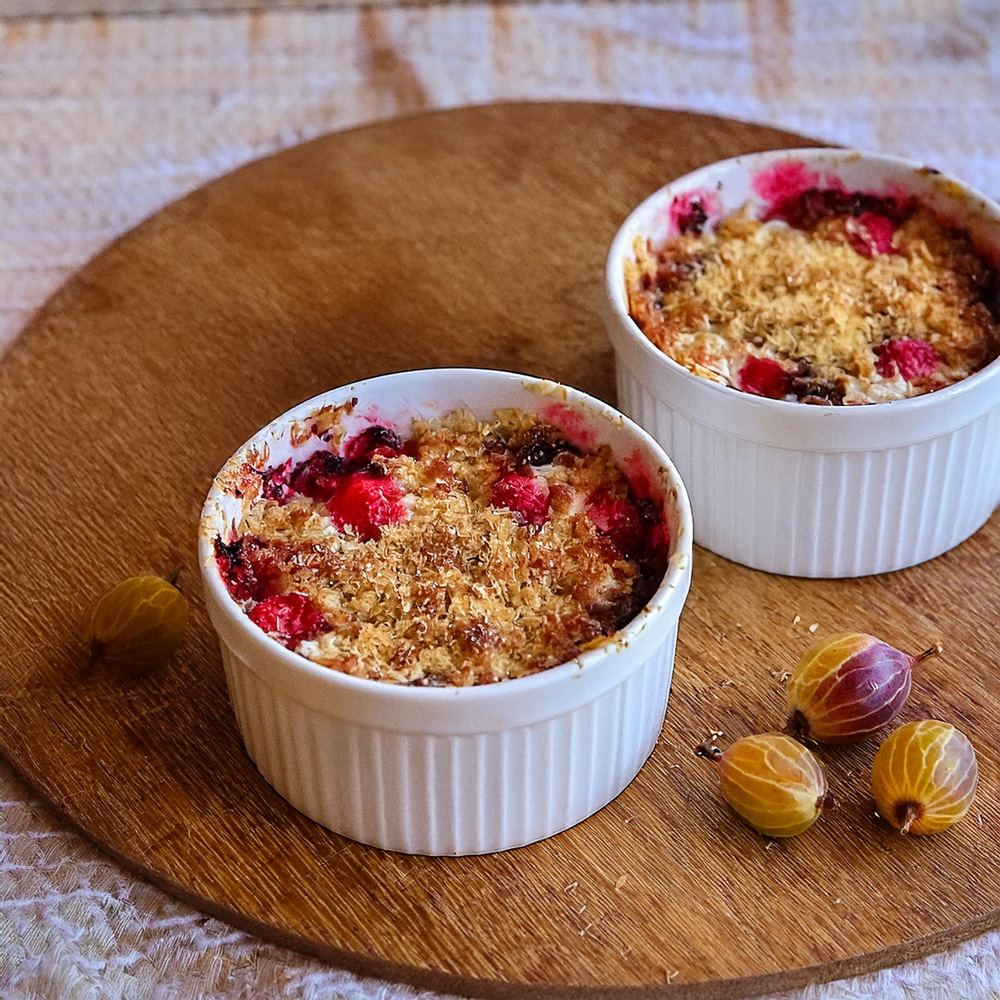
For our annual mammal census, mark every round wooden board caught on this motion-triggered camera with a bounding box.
[1,104,998,999]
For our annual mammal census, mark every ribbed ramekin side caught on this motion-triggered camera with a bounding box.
[615,358,1000,577]
[218,630,678,856]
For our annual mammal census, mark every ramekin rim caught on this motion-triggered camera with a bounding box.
[197,367,694,703]
[604,146,1000,418]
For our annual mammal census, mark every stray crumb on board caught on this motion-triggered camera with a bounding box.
[809,622,819,633]
[615,875,628,891]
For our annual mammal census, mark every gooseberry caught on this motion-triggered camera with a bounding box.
[871,719,978,836]
[698,733,829,837]
[787,632,941,744]
[86,574,188,677]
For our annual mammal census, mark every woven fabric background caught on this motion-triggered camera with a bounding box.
[3,3,1000,997]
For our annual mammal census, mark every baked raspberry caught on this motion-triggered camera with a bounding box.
[248,592,328,648]
[738,357,790,399]
[342,425,404,467]
[288,451,346,502]
[512,424,578,467]
[260,459,294,502]
[489,468,551,526]
[670,191,721,236]
[587,489,645,557]
[642,521,671,577]
[766,186,913,230]
[847,212,896,258]
[325,471,409,541]
[214,537,280,602]
[876,339,939,380]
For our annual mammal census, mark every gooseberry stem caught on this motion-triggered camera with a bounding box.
[785,710,810,741]
[898,802,923,835]
[915,642,943,664]
[694,744,722,762]
[168,566,183,587]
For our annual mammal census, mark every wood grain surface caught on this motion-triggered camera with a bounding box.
[0,104,998,999]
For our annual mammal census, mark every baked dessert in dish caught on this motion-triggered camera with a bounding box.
[200,370,693,853]
[213,406,669,687]
[626,186,1000,404]
[606,149,1000,576]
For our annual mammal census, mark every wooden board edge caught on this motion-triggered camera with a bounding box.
[1,101,822,375]
[4,741,997,999]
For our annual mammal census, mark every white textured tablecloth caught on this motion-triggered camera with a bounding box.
[4,4,1000,997]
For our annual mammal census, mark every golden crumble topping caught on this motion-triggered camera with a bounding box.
[626,195,1000,404]
[214,409,669,686]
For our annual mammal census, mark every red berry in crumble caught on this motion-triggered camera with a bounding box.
[490,468,551,526]
[875,338,939,381]
[324,470,409,542]
[288,451,346,502]
[737,356,791,399]
[626,173,1000,404]
[214,409,670,686]
[846,211,897,258]
[342,425,404,465]
[585,488,645,557]
[213,537,280,602]
[248,593,328,648]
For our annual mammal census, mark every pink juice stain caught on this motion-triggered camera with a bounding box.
[618,451,672,572]
[622,449,657,500]
[667,189,723,236]
[751,160,824,208]
[585,488,645,557]
[353,404,396,428]
[540,403,597,451]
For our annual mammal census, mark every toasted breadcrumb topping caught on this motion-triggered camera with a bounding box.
[626,199,1000,404]
[215,409,667,686]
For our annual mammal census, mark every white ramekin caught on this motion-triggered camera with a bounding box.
[198,368,692,855]
[604,148,1000,578]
